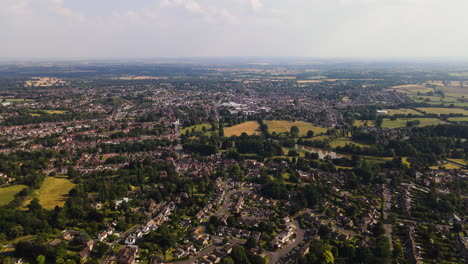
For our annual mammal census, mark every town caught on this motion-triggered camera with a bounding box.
[0,60,466,264]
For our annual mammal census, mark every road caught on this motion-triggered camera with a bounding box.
[266,218,305,264]
[214,189,247,217]
[382,184,393,251]
[100,224,139,264]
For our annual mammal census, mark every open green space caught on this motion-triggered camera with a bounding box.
[0,184,27,206]
[353,120,375,127]
[382,118,446,129]
[416,107,468,115]
[264,120,327,136]
[330,137,372,148]
[382,108,421,116]
[224,121,261,137]
[448,116,468,122]
[180,122,213,135]
[23,176,75,210]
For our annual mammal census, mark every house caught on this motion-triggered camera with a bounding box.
[125,236,137,245]
[117,246,138,264]
[60,230,80,241]
[173,248,188,258]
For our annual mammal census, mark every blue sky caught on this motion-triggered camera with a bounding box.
[1,0,468,58]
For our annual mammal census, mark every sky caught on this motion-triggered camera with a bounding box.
[1,0,468,58]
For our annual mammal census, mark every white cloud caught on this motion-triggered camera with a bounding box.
[250,0,262,11]
[49,0,87,22]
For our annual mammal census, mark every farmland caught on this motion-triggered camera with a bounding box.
[264,120,328,136]
[448,116,468,122]
[416,107,468,115]
[224,121,261,137]
[382,118,446,129]
[0,185,27,206]
[389,84,434,94]
[23,176,75,210]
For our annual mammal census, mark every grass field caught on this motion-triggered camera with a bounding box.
[42,110,67,114]
[449,72,468,77]
[430,163,463,170]
[330,137,371,148]
[448,116,468,122]
[264,120,327,136]
[0,185,27,206]
[416,107,468,115]
[23,176,75,210]
[382,109,421,116]
[353,120,375,127]
[447,158,468,166]
[25,77,67,87]
[382,118,446,129]
[361,156,393,164]
[180,123,213,135]
[224,121,261,137]
[389,84,434,94]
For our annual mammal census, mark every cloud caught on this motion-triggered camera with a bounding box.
[0,0,31,17]
[49,0,87,22]
[162,0,239,24]
[249,0,262,11]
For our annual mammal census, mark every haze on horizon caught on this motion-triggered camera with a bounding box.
[1,0,468,59]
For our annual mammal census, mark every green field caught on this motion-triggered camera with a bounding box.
[447,158,468,166]
[330,137,371,148]
[382,108,421,116]
[180,123,213,135]
[449,72,468,77]
[41,110,67,114]
[353,120,375,127]
[23,176,75,210]
[448,116,468,122]
[224,121,261,137]
[382,118,446,129]
[0,185,27,206]
[264,120,327,136]
[416,107,468,115]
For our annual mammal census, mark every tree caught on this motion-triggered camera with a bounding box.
[221,257,235,264]
[231,245,251,264]
[323,250,334,264]
[36,255,46,264]
[290,126,299,137]
[245,237,258,250]
[306,130,314,138]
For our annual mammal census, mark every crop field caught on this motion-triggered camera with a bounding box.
[416,107,468,115]
[23,176,75,209]
[264,120,327,136]
[330,137,371,148]
[382,108,421,116]
[0,185,27,206]
[224,121,261,137]
[382,118,446,129]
